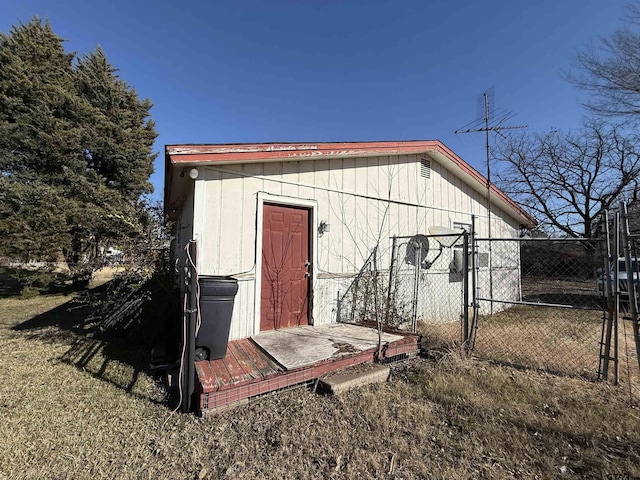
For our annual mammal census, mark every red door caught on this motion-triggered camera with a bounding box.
[260,204,311,331]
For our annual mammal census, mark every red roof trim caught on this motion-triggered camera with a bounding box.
[166,141,441,163]
[431,142,532,225]
[165,140,536,226]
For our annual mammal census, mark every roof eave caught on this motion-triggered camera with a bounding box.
[164,140,537,229]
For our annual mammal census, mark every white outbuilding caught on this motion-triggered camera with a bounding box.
[165,140,536,341]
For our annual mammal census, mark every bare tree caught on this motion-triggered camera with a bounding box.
[569,3,640,118]
[494,122,640,237]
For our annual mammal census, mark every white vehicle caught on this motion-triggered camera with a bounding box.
[598,257,639,297]
[104,247,124,264]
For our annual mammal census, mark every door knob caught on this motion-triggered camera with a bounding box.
[304,261,311,267]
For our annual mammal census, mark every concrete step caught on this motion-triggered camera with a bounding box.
[319,363,390,394]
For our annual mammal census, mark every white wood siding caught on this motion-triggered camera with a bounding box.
[184,153,520,340]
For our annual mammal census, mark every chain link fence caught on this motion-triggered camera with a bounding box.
[387,234,467,350]
[472,238,606,380]
[334,207,640,399]
[335,233,467,350]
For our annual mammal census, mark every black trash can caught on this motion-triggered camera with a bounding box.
[196,276,238,360]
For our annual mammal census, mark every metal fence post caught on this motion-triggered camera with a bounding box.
[469,215,478,350]
[614,210,620,384]
[412,245,419,334]
[386,236,397,325]
[462,231,470,351]
[599,211,614,381]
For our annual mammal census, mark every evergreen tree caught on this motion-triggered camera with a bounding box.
[0,18,157,273]
[75,47,156,200]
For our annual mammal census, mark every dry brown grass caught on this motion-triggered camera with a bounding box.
[1,294,640,479]
[481,306,640,400]
[89,266,125,288]
[472,306,602,378]
[420,304,640,397]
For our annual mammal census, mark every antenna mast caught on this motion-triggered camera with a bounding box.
[455,91,526,316]
[455,91,526,239]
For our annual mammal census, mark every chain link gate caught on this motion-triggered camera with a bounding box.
[386,232,469,350]
[469,236,607,380]
[464,203,640,399]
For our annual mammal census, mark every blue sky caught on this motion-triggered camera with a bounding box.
[1,0,630,201]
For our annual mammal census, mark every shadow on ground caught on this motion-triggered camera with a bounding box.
[521,292,605,309]
[0,265,92,299]
[0,270,22,297]
[13,273,180,404]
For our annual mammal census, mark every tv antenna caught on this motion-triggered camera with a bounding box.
[454,89,527,239]
[455,89,526,315]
